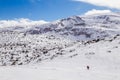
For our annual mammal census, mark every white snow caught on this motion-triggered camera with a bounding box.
[0,36,120,80]
[0,12,120,80]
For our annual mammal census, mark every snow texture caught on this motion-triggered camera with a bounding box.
[0,12,120,80]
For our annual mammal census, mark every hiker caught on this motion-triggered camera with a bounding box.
[87,66,89,70]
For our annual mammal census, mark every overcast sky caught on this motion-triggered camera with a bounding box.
[0,0,119,21]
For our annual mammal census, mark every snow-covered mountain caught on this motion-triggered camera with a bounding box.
[1,12,120,80]
[0,12,120,66]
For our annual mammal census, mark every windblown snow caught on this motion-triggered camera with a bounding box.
[0,12,120,80]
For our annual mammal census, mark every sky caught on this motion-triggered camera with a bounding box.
[0,0,119,21]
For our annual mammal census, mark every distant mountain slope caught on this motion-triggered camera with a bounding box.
[0,12,120,66]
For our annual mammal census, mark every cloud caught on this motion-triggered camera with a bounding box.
[74,0,120,9]
[0,18,48,28]
[84,9,112,15]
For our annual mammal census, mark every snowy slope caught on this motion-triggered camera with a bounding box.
[0,12,120,80]
[0,12,120,66]
[0,34,120,80]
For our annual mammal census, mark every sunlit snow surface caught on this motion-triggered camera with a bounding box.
[1,36,120,80]
[0,13,120,80]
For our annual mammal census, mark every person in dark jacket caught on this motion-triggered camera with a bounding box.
[87,66,90,70]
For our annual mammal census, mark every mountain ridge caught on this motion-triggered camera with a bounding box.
[0,12,120,66]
